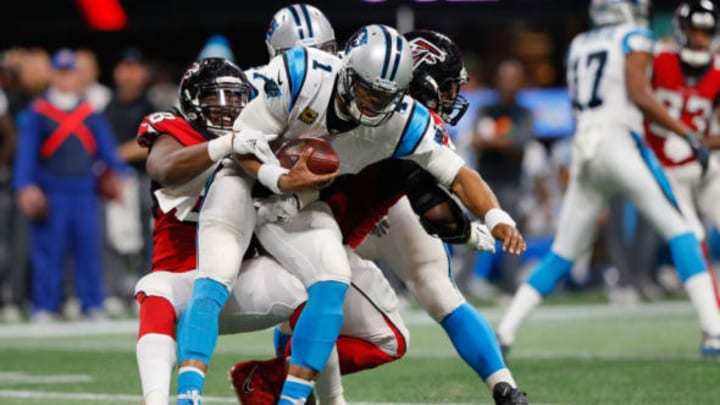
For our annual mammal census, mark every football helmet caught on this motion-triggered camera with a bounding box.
[178,57,252,136]
[405,30,469,126]
[673,1,718,67]
[265,4,336,59]
[589,0,651,28]
[338,25,413,127]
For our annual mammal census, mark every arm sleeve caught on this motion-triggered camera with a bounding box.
[622,28,655,54]
[12,108,42,191]
[90,113,129,175]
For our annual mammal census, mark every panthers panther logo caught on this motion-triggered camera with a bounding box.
[347,27,369,50]
[408,38,447,69]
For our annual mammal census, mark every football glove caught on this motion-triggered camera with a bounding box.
[686,132,710,177]
[466,221,496,253]
[256,194,299,225]
[233,131,279,165]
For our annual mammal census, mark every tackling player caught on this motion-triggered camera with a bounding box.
[497,0,720,358]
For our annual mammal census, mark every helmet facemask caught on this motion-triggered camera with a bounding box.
[339,67,408,127]
[437,69,469,126]
[185,78,250,136]
[674,1,717,67]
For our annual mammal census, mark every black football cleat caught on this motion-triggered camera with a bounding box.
[492,382,529,405]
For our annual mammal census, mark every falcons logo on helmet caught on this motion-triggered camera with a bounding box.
[409,38,447,68]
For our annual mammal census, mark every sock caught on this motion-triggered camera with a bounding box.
[485,368,517,390]
[274,326,292,357]
[177,278,230,364]
[701,241,720,308]
[497,284,542,346]
[278,375,315,405]
[315,346,345,405]
[137,333,176,405]
[441,302,505,380]
[684,273,720,335]
[177,366,205,400]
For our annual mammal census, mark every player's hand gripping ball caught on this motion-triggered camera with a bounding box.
[276,138,339,174]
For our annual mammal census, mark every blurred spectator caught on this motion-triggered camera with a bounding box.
[76,48,112,111]
[469,59,534,296]
[146,60,179,111]
[12,48,128,322]
[102,47,156,313]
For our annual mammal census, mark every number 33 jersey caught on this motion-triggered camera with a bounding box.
[645,50,720,167]
[566,23,655,134]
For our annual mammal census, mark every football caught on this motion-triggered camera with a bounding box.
[276,137,340,174]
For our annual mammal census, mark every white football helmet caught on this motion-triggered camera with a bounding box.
[338,25,414,127]
[265,4,336,59]
[589,0,651,28]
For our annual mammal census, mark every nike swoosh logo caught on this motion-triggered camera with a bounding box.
[241,365,258,393]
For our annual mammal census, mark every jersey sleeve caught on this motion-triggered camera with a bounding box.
[622,27,655,54]
[137,112,207,148]
[391,100,465,187]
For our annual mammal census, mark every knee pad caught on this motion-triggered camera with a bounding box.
[526,252,573,296]
[290,281,349,371]
[670,232,706,282]
[134,271,194,315]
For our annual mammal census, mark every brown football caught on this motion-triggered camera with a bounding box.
[276,137,339,174]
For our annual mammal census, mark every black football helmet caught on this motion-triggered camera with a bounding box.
[673,0,718,67]
[404,30,469,126]
[179,57,252,136]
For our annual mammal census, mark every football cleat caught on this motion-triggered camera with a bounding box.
[176,390,202,405]
[229,356,288,405]
[492,382,529,405]
[701,331,720,358]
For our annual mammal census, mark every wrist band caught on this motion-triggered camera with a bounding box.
[258,164,289,194]
[207,135,233,162]
[484,208,516,231]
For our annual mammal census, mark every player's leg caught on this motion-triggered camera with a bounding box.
[255,201,350,405]
[176,162,257,404]
[497,168,605,349]
[696,160,720,305]
[69,191,105,315]
[618,132,720,354]
[134,271,195,405]
[376,197,519,393]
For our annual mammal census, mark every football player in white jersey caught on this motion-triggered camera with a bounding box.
[177,24,525,405]
[497,0,720,358]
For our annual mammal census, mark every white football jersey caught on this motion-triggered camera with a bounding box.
[235,46,465,187]
[566,23,655,134]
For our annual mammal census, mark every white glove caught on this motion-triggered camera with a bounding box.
[370,216,391,237]
[466,221,496,253]
[256,194,299,225]
[233,131,279,164]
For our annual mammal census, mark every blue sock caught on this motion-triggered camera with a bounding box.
[177,367,204,403]
[526,252,574,296]
[278,376,314,405]
[177,278,229,365]
[291,281,348,371]
[669,232,706,282]
[274,326,292,357]
[441,302,505,379]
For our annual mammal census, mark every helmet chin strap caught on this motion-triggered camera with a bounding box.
[680,48,713,67]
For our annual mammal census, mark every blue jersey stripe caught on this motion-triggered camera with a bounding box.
[389,35,403,81]
[288,6,305,40]
[629,131,681,211]
[393,101,431,158]
[622,29,655,54]
[379,25,392,80]
[300,4,314,37]
[283,47,308,112]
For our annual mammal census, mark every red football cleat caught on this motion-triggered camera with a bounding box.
[229,356,288,405]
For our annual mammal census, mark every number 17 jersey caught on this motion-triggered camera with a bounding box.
[566,23,655,134]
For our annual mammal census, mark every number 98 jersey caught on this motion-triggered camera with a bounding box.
[645,50,720,167]
[567,23,655,134]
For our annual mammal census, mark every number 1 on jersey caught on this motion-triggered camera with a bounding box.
[571,50,608,111]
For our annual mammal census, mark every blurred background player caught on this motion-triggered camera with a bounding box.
[12,48,128,322]
[497,0,720,357]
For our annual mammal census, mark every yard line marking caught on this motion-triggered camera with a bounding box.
[0,372,92,385]
[0,390,519,404]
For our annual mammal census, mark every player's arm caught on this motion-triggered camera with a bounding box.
[626,51,692,136]
[146,134,217,187]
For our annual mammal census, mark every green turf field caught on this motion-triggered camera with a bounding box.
[0,300,718,405]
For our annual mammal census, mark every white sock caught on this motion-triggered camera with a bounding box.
[684,273,720,335]
[136,333,177,405]
[497,284,543,346]
[315,346,345,405]
[485,368,517,390]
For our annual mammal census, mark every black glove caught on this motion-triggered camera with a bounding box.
[686,132,710,177]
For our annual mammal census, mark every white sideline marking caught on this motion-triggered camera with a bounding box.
[0,372,92,385]
[0,301,697,339]
[0,390,493,404]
